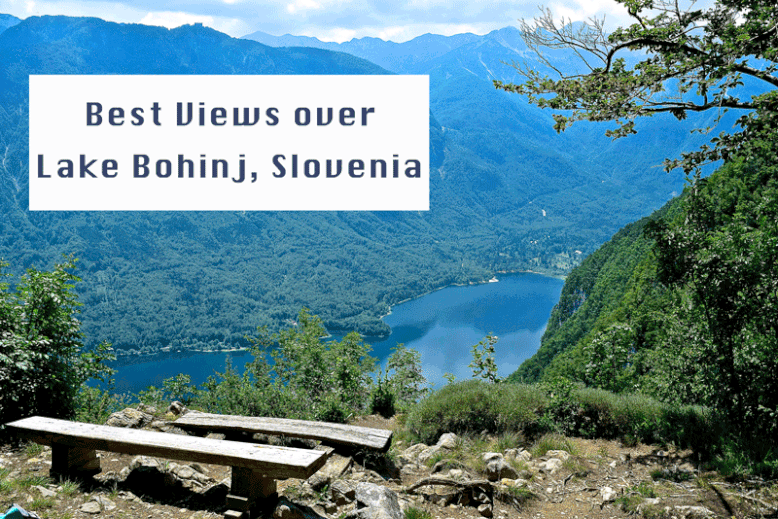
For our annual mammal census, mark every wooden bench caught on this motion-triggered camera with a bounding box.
[6,416,328,519]
[174,412,393,452]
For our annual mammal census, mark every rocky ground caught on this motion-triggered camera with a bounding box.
[1,406,776,519]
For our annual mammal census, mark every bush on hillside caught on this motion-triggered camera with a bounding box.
[0,258,114,427]
[404,379,720,456]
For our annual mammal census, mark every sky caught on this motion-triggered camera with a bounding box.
[0,0,636,42]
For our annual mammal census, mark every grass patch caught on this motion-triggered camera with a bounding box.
[0,468,12,495]
[615,494,644,513]
[616,482,657,515]
[634,481,657,498]
[531,433,576,457]
[562,457,590,477]
[25,442,44,458]
[496,431,525,452]
[14,475,52,490]
[29,496,56,510]
[59,479,81,497]
[499,485,534,509]
[404,507,432,519]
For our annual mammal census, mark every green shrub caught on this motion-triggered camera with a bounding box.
[75,385,129,424]
[404,380,547,444]
[370,373,396,418]
[316,394,350,424]
[0,258,115,426]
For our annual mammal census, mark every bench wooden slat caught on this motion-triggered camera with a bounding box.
[174,413,393,451]
[6,416,327,479]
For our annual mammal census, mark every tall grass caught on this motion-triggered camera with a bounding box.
[403,380,721,457]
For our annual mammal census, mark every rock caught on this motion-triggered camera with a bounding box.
[608,460,618,468]
[80,501,102,514]
[80,496,117,514]
[482,452,503,463]
[355,482,403,519]
[167,401,188,416]
[538,458,563,475]
[426,487,458,506]
[678,462,697,473]
[400,464,418,476]
[129,456,163,471]
[417,446,441,465]
[274,500,308,519]
[331,479,356,505]
[664,505,714,518]
[307,454,353,490]
[169,463,215,488]
[124,456,213,496]
[504,449,531,462]
[600,486,618,503]
[485,458,519,482]
[436,433,458,450]
[545,450,570,461]
[477,503,493,517]
[500,478,527,488]
[136,404,157,415]
[636,498,661,513]
[33,485,56,498]
[105,408,153,429]
[448,469,465,479]
[148,420,172,432]
[402,444,429,459]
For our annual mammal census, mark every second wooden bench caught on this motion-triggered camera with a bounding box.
[173,412,393,452]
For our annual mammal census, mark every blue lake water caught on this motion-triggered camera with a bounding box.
[108,272,564,393]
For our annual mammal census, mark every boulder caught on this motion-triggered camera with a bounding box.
[330,479,356,505]
[105,408,153,429]
[477,503,493,517]
[504,449,531,462]
[274,499,309,519]
[80,496,116,514]
[167,401,188,416]
[484,455,519,482]
[307,454,352,490]
[136,404,157,415]
[663,505,714,518]
[436,433,458,450]
[600,486,618,503]
[354,482,403,519]
[546,450,570,461]
[538,458,564,475]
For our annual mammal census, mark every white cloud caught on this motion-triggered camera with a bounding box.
[140,11,213,29]
[286,0,321,14]
[0,0,644,41]
[549,0,632,29]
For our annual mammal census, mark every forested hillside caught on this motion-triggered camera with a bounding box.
[510,134,778,440]
[507,194,684,383]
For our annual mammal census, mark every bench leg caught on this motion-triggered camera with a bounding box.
[50,443,100,478]
[225,466,277,519]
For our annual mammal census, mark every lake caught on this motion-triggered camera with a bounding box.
[107,272,564,393]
